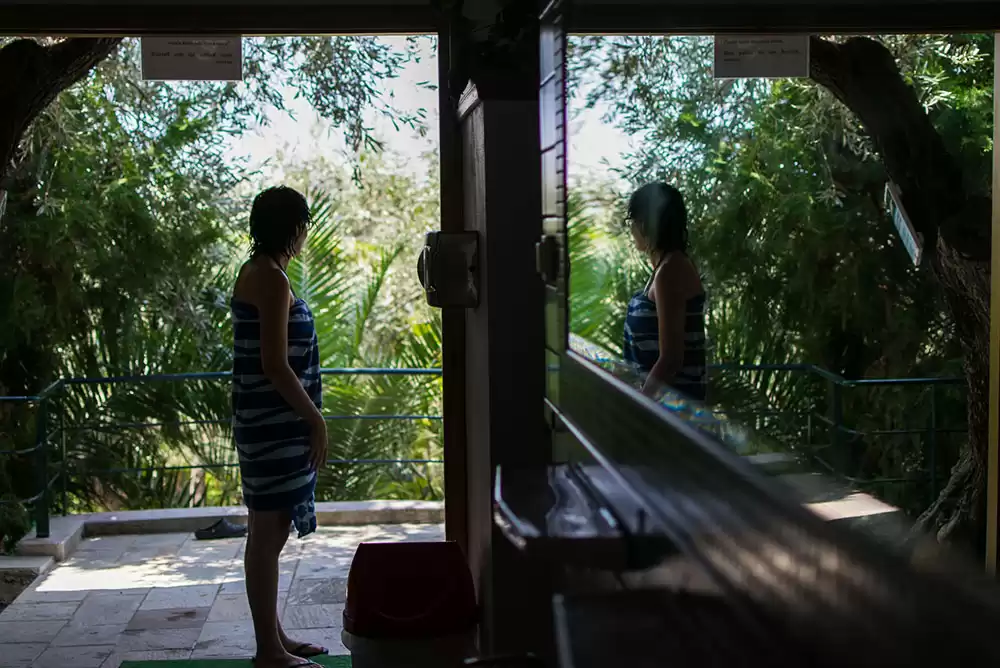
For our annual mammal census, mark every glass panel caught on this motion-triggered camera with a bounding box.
[563,30,991,554]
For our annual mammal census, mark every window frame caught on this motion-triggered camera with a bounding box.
[543,0,1000,572]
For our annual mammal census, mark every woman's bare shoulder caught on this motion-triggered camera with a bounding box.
[233,258,288,306]
[653,253,702,299]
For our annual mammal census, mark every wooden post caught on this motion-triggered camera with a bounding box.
[456,68,552,659]
[986,31,1000,575]
[438,23,470,559]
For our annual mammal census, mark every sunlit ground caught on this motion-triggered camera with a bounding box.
[0,523,443,667]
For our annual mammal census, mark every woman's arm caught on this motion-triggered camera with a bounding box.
[642,262,687,397]
[256,266,325,428]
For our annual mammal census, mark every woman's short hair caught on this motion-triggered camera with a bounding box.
[249,186,311,259]
[627,182,688,254]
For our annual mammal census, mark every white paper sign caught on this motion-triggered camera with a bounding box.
[141,36,243,81]
[885,182,923,266]
[713,35,810,79]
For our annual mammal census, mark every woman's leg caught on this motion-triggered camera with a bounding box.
[245,508,306,667]
[274,523,326,658]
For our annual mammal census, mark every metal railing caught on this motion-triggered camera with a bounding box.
[0,359,968,542]
[570,335,967,511]
[0,379,64,540]
[710,363,966,508]
[0,368,442,540]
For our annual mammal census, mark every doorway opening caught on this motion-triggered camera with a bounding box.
[0,32,446,540]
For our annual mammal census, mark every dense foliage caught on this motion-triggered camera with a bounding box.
[0,37,440,546]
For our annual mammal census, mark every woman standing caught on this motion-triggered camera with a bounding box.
[231,186,328,668]
[623,182,708,402]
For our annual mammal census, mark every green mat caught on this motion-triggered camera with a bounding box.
[121,657,350,667]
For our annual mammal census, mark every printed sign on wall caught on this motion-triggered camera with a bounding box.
[141,36,243,81]
[714,35,810,79]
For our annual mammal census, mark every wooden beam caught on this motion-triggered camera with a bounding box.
[0,3,437,35]
[569,1,1000,34]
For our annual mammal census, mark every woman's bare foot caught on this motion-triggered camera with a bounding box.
[284,640,328,658]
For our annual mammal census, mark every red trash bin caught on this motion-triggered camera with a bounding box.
[342,540,478,667]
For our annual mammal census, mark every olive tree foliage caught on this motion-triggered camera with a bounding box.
[568,34,993,546]
[0,35,432,183]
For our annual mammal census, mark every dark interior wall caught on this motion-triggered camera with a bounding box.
[481,104,547,469]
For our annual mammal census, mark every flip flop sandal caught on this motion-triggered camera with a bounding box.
[290,643,329,659]
[251,655,324,667]
[194,518,248,540]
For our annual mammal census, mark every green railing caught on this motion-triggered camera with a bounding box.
[571,336,967,512]
[0,379,63,541]
[709,363,966,507]
[0,359,967,543]
[0,368,442,540]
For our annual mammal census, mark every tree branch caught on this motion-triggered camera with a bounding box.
[809,36,989,261]
[0,37,121,187]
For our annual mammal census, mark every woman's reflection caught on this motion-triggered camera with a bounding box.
[622,183,708,401]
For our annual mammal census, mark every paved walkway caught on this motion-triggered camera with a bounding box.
[0,523,444,667]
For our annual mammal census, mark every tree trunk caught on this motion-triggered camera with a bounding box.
[0,38,120,189]
[810,36,991,550]
[916,240,990,550]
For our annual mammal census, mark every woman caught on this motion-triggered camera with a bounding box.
[623,182,708,402]
[231,186,328,668]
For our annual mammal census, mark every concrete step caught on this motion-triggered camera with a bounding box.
[0,554,54,576]
[81,500,443,536]
[16,515,85,562]
[16,500,444,562]
[743,452,913,547]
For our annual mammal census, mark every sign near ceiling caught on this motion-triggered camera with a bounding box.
[713,34,810,79]
[140,36,243,81]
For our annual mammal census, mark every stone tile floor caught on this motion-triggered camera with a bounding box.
[0,523,444,667]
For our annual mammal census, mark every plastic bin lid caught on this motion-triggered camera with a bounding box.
[343,540,478,638]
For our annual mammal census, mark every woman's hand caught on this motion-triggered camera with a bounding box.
[641,373,666,399]
[308,414,328,472]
